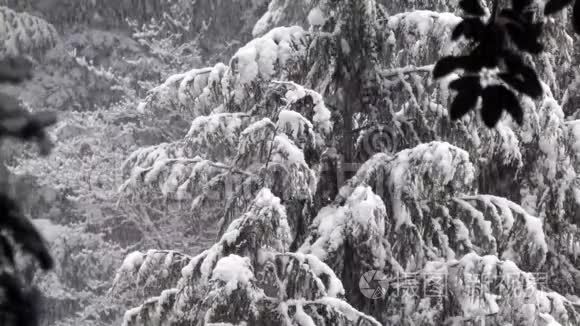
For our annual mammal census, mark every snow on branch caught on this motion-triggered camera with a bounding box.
[119,109,318,240]
[185,112,252,162]
[225,26,308,106]
[121,188,289,324]
[277,109,317,150]
[300,186,387,274]
[111,250,192,302]
[275,81,333,137]
[333,142,475,271]
[516,96,578,222]
[234,118,315,194]
[187,117,318,238]
[568,119,580,160]
[120,112,255,198]
[210,255,254,294]
[386,11,462,66]
[139,25,309,118]
[453,195,548,270]
[282,297,382,326]
[420,253,580,325]
[253,0,314,37]
[138,63,227,117]
[342,141,475,230]
[119,187,381,326]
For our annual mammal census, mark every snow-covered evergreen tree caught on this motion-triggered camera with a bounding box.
[112,0,580,325]
[0,6,59,58]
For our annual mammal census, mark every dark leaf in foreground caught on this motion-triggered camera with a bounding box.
[449,77,483,121]
[450,89,481,120]
[0,111,57,140]
[544,0,574,15]
[497,85,524,124]
[0,55,52,326]
[459,0,485,16]
[0,57,33,83]
[449,75,481,92]
[481,86,504,127]
[512,0,534,12]
[501,53,543,98]
[0,194,53,270]
[452,18,485,41]
[433,56,481,79]
[0,93,57,155]
[0,92,21,115]
[436,0,550,128]
[0,273,41,326]
[0,234,15,266]
[574,0,580,34]
[433,56,459,79]
[503,19,543,53]
[498,73,526,94]
[476,25,506,68]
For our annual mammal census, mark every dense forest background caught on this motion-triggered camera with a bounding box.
[0,1,269,324]
[1,0,580,325]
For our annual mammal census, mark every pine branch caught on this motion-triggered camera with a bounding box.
[264,127,279,169]
[210,162,254,177]
[143,158,255,177]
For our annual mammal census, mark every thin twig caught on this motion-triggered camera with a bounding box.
[264,127,279,169]
[380,64,434,78]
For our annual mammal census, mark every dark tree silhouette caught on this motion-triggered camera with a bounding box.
[0,56,56,326]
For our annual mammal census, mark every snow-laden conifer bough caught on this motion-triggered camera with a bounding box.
[433,0,580,128]
[0,56,56,326]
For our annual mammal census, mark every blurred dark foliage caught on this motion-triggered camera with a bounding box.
[544,0,580,34]
[433,0,578,127]
[0,57,56,326]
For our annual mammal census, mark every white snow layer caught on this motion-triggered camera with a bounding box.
[282,82,333,135]
[232,26,305,84]
[300,186,386,267]
[387,10,462,57]
[119,251,145,273]
[211,255,254,294]
[277,109,315,141]
[307,7,325,26]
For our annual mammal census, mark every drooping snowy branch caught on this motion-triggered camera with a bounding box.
[120,188,379,326]
[386,11,462,67]
[453,195,548,270]
[138,63,228,118]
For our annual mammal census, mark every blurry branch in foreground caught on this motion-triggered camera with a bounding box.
[0,56,56,326]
